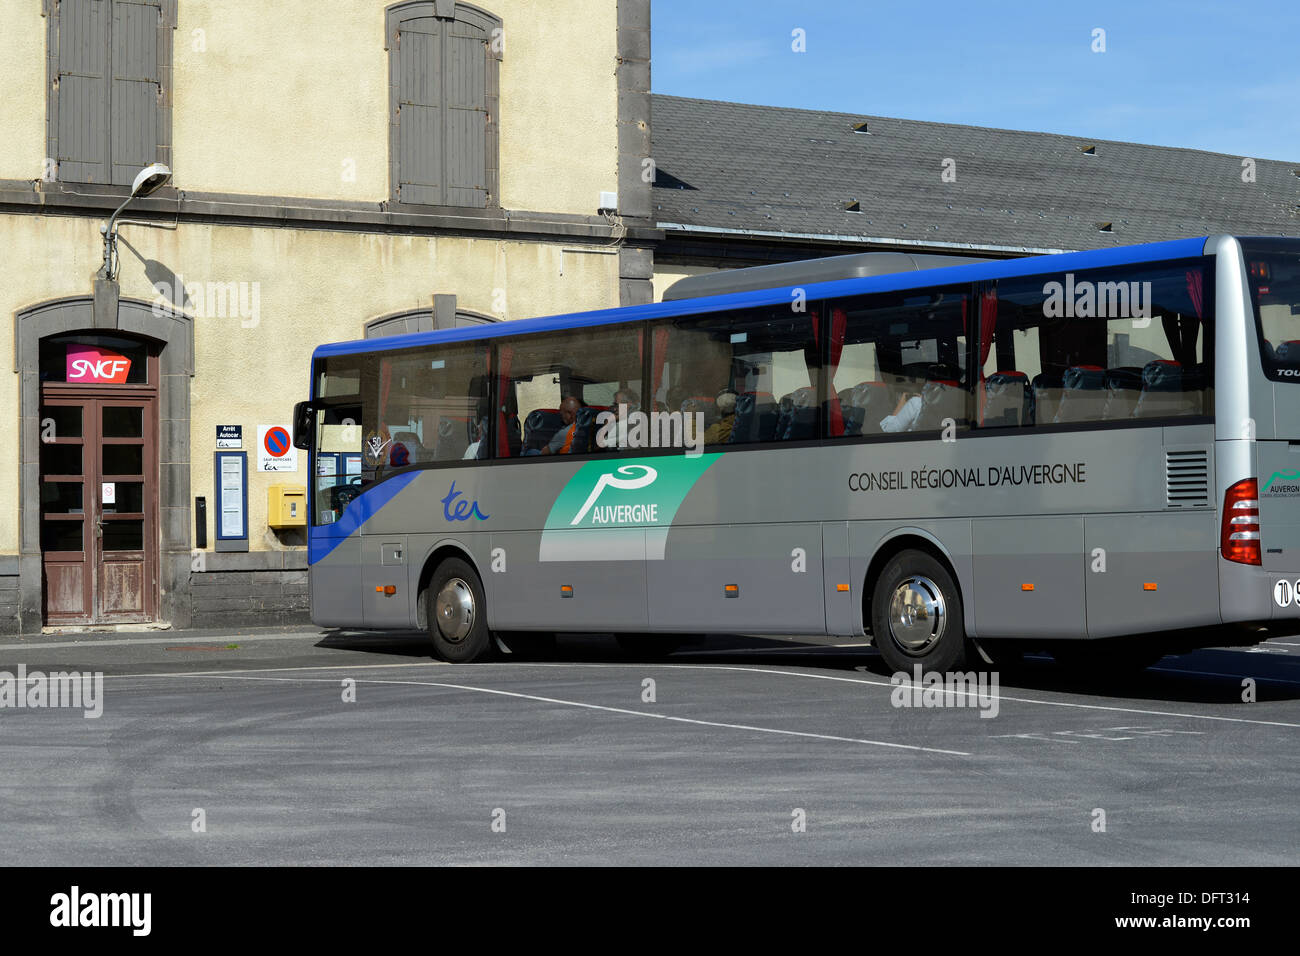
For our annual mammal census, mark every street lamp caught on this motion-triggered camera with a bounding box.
[97,162,172,280]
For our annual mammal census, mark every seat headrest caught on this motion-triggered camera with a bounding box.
[1142,360,1184,390]
[1105,367,1144,390]
[986,371,1027,384]
[524,409,555,428]
[1063,366,1106,389]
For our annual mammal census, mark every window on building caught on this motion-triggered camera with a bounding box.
[47,0,176,186]
[386,1,502,208]
[365,306,498,338]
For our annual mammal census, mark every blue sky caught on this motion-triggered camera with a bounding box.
[651,0,1300,162]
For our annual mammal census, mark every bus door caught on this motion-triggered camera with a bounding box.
[488,459,651,632]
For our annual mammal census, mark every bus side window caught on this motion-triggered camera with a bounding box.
[991,261,1212,428]
[651,306,819,446]
[826,287,972,438]
[501,326,643,457]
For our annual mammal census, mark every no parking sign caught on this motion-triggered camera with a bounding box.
[258,424,298,472]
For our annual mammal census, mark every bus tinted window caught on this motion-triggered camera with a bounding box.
[980,260,1213,427]
[828,287,971,437]
[312,344,488,525]
[1241,241,1300,382]
[652,306,820,446]
[498,325,643,457]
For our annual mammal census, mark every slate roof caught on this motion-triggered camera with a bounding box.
[651,94,1300,254]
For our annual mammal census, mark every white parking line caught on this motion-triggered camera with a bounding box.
[472,661,1300,730]
[112,670,972,756]
[105,658,1300,731]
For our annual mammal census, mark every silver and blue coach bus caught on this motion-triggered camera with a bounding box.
[294,235,1300,671]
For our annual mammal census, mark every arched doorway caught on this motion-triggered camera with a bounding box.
[16,297,193,630]
[40,332,159,623]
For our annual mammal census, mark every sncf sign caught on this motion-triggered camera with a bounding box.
[67,345,131,384]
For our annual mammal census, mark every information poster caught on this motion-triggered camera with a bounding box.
[215,451,248,542]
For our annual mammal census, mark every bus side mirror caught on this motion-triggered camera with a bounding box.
[293,401,313,450]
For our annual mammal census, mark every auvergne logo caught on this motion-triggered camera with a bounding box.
[539,454,720,562]
[570,465,658,525]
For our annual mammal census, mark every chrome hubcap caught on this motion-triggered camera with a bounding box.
[887,575,946,655]
[435,578,475,642]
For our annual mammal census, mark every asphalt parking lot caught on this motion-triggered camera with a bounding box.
[0,627,1296,865]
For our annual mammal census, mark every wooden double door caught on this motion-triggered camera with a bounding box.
[40,390,159,625]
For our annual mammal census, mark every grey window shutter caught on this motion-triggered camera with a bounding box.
[55,0,111,184]
[110,0,161,186]
[397,17,444,206]
[444,18,488,207]
[392,5,494,208]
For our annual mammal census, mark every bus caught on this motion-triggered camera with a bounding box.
[294,235,1300,672]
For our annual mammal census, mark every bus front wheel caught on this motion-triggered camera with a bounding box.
[870,550,967,674]
[427,558,492,663]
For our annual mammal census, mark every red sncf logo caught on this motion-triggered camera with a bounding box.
[67,346,131,384]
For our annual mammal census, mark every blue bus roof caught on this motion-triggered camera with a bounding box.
[311,236,1212,361]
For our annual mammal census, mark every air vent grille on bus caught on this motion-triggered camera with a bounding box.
[1166,449,1210,507]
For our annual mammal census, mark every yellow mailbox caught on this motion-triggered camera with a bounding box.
[267,484,307,528]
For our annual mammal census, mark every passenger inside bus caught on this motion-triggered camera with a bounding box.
[881,390,922,432]
[598,388,640,449]
[537,395,583,455]
[703,389,738,444]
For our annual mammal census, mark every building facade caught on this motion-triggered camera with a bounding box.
[0,0,655,633]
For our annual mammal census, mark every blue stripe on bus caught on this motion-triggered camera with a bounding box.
[311,236,1211,361]
[308,470,421,565]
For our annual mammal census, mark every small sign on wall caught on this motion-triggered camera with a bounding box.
[101,482,115,504]
[216,425,242,449]
[258,425,297,472]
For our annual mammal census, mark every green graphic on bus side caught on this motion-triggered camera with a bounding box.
[1263,469,1300,493]
[539,455,720,562]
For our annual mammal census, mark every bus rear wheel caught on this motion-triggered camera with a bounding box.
[427,558,493,663]
[870,550,967,674]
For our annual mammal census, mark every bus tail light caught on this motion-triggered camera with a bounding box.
[1221,478,1262,566]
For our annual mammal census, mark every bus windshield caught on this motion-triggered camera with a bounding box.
[1243,239,1300,381]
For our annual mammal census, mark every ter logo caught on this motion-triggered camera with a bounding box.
[442,481,489,521]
